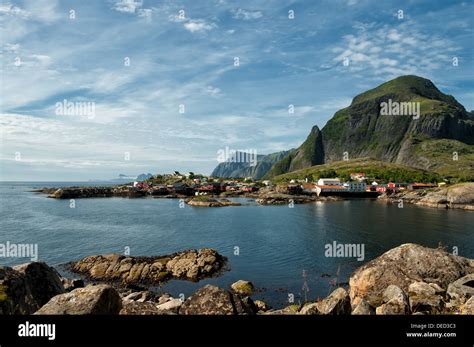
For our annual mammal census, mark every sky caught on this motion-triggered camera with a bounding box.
[0,0,473,181]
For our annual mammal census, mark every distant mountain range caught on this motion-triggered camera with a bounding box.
[212,75,474,181]
[211,151,290,179]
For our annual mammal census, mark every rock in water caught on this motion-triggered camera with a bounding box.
[349,243,474,308]
[231,280,254,296]
[35,284,122,315]
[70,249,226,285]
[0,262,65,314]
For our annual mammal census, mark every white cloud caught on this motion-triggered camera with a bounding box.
[112,0,142,13]
[0,2,29,18]
[232,8,263,20]
[183,19,216,33]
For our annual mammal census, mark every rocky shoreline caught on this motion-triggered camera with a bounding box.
[379,183,474,211]
[34,183,474,211]
[1,243,473,315]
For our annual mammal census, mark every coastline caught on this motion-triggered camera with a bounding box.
[2,243,473,315]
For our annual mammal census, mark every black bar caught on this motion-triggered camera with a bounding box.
[0,315,473,346]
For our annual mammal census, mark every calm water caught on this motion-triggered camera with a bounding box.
[1,182,473,308]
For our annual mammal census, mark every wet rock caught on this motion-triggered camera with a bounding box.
[231,280,254,296]
[352,299,375,315]
[349,243,474,308]
[0,263,65,314]
[315,287,351,315]
[408,281,443,313]
[35,284,122,315]
[70,249,226,285]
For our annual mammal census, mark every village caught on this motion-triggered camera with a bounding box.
[125,171,440,198]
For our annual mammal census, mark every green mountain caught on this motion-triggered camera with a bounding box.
[265,75,474,180]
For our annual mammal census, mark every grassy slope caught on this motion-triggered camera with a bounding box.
[272,157,442,183]
[411,138,474,180]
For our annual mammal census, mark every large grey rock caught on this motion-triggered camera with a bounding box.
[349,243,474,308]
[315,287,351,315]
[119,301,163,315]
[0,262,65,314]
[35,284,122,315]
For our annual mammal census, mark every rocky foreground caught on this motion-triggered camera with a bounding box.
[380,182,474,211]
[1,244,474,315]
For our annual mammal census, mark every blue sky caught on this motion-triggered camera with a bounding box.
[1,0,473,181]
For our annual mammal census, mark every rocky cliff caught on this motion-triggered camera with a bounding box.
[266,75,474,178]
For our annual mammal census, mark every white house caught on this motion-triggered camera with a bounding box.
[317,178,341,186]
[344,182,367,192]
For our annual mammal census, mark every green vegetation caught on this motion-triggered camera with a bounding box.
[272,157,442,184]
[0,284,8,302]
[411,138,474,182]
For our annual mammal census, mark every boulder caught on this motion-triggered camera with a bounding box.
[349,243,474,308]
[376,285,409,315]
[0,263,65,314]
[179,284,254,315]
[119,301,163,315]
[447,274,474,302]
[352,299,375,315]
[156,298,183,314]
[70,249,226,285]
[231,280,254,296]
[300,303,320,315]
[35,284,122,315]
[315,287,351,315]
[408,281,443,313]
